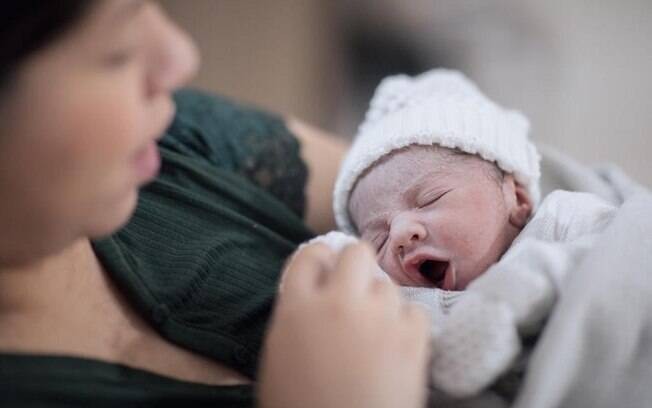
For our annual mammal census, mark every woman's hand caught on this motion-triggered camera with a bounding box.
[258,242,431,408]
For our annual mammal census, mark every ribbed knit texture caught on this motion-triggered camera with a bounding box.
[94,90,314,382]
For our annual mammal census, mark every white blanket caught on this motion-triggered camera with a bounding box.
[424,146,652,407]
[513,146,652,408]
[297,145,652,407]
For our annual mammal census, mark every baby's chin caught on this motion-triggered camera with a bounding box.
[384,267,414,286]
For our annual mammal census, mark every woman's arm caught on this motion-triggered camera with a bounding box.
[287,119,349,234]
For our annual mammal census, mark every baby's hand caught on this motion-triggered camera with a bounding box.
[302,231,361,252]
[280,231,388,291]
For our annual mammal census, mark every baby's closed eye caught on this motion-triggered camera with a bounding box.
[416,189,452,208]
[371,233,388,252]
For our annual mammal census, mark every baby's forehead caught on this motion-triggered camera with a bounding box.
[348,146,456,223]
[355,146,457,194]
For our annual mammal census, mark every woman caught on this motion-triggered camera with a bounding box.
[0,1,430,407]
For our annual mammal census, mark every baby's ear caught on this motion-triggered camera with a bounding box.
[503,175,532,229]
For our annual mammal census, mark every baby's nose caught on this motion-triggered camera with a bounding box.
[390,214,427,255]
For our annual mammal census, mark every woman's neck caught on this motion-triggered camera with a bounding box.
[0,238,100,315]
[0,238,125,357]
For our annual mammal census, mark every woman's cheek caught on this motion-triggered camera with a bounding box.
[52,77,143,160]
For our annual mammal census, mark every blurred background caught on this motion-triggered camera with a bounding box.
[160,0,652,186]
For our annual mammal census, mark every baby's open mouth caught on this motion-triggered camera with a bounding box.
[418,260,449,288]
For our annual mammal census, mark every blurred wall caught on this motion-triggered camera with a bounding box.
[469,0,652,187]
[161,0,651,187]
[159,0,343,129]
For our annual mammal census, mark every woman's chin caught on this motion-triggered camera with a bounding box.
[88,188,140,239]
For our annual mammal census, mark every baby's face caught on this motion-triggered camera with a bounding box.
[349,146,528,290]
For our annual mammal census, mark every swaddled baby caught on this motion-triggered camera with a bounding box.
[348,144,529,291]
[299,69,616,405]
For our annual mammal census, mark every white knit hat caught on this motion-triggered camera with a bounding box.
[334,68,541,234]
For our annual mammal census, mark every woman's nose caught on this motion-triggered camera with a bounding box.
[389,213,427,256]
[146,5,200,97]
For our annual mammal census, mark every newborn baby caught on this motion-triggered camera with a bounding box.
[332,69,541,290]
[348,144,531,291]
[306,69,617,405]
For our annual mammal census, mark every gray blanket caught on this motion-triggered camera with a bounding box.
[513,145,652,408]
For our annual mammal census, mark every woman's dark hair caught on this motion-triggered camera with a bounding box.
[0,1,96,89]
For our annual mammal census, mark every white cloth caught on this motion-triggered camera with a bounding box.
[302,189,616,399]
[512,149,652,408]
[431,190,615,397]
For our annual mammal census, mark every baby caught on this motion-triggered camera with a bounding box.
[306,69,616,404]
[333,69,541,291]
[347,144,530,291]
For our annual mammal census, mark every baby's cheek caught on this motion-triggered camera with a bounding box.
[377,256,399,280]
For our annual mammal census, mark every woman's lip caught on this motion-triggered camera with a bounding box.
[133,141,161,183]
[132,101,174,184]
